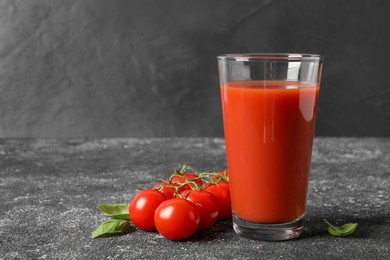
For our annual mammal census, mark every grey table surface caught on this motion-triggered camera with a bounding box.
[0,138,389,260]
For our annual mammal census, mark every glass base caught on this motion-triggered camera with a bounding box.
[232,213,305,241]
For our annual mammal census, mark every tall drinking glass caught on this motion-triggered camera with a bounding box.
[218,54,323,241]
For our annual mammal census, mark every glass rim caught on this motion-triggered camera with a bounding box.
[217,53,323,62]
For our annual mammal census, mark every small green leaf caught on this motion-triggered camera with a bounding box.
[324,219,358,237]
[91,219,131,238]
[98,204,130,220]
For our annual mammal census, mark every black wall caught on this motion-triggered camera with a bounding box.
[0,0,389,137]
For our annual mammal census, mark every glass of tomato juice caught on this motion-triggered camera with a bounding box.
[217,54,323,241]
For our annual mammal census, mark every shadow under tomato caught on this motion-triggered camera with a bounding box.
[182,219,234,242]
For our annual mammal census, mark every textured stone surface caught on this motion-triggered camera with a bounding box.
[0,1,390,137]
[0,138,389,259]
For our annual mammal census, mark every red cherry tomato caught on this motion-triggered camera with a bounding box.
[129,190,166,231]
[211,170,229,182]
[204,182,231,220]
[181,190,220,230]
[153,183,180,199]
[154,198,200,240]
[171,173,203,190]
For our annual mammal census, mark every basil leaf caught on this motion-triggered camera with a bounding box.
[91,219,131,238]
[324,219,358,237]
[98,204,130,220]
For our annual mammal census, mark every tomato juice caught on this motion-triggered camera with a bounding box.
[221,81,319,224]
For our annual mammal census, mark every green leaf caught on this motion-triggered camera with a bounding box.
[91,219,131,238]
[324,219,358,237]
[98,204,130,220]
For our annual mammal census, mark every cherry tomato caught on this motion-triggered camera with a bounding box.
[154,198,200,240]
[211,170,229,182]
[204,182,231,220]
[129,190,166,231]
[181,190,220,230]
[153,183,180,199]
[171,173,203,190]
[220,170,229,179]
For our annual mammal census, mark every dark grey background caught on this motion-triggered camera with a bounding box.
[0,0,389,137]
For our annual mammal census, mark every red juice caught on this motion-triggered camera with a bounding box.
[221,81,319,224]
